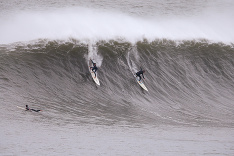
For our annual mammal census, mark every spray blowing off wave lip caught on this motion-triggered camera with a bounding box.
[0,7,234,44]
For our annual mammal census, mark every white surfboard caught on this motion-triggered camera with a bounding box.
[89,60,100,85]
[134,75,148,91]
[17,106,26,110]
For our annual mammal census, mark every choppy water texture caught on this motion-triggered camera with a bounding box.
[0,0,234,155]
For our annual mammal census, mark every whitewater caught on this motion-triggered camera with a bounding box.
[1,0,234,155]
[0,1,234,44]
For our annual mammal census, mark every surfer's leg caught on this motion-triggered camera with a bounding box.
[138,76,142,81]
[31,109,41,112]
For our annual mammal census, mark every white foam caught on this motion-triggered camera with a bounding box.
[0,7,233,44]
[87,43,103,67]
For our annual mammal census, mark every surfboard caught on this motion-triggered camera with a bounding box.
[89,60,100,85]
[17,106,25,110]
[134,74,148,91]
[17,106,42,112]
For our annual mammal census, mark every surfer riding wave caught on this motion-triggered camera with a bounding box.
[135,68,145,81]
[90,59,98,78]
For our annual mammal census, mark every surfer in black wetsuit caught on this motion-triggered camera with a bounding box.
[90,59,98,78]
[135,69,145,81]
[26,105,41,112]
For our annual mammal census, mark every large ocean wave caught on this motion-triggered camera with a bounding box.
[1,39,233,126]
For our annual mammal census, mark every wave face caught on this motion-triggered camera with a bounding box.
[1,40,234,127]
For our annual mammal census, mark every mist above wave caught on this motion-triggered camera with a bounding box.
[0,7,233,44]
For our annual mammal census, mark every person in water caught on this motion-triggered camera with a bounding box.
[90,59,98,78]
[26,105,41,112]
[135,69,145,81]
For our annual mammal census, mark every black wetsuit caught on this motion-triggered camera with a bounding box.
[136,70,144,81]
[90,60,98,77]
[26,106,41,112]
[31,109,41,112]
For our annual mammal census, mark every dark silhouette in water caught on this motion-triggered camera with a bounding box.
[26,105,41,112]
